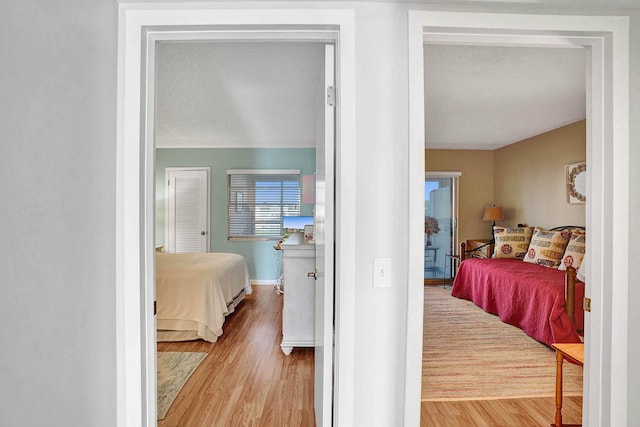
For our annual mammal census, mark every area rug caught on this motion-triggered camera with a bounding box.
[422,287,583,401]
[157,351,207,419]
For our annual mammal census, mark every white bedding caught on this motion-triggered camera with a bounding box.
[155,252,252,343]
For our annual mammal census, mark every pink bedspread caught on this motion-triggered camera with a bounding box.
[451,258,584,346]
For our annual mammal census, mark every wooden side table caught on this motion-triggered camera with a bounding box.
[550,343,584,427]
[424,246,440,277]
[442,253,460,288]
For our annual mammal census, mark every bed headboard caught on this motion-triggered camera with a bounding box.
[460,225,586,260]
[549,225,585,233]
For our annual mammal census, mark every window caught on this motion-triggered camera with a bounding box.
[227,169,301,240]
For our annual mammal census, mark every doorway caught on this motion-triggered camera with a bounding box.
[154,38,333,423]
[117,7,357,427]
[154,38,334,425]
[407,11,630,426]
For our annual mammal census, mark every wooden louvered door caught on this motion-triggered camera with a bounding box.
[165,167,210,253]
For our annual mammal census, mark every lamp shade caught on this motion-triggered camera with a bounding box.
[482,206,504,222]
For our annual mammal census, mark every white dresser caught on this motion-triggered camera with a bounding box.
[280,233,315,355]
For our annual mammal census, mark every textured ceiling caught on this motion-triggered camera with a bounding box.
[155,42,324,148]
[424,44,586,150]
[156,41,586,151]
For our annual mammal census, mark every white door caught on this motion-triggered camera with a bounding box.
[314,44,335,427]
[165,167,210,253]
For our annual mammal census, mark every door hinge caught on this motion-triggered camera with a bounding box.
[327,85,336,107]
[154,300,157,316]
[583,297,591,312]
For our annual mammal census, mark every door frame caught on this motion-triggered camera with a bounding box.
[424,171,460,283]
[407,11,629,426]
[165,167,211,253]
[116,5,357,427]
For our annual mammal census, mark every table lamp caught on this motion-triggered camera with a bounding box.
[482,205,504,240]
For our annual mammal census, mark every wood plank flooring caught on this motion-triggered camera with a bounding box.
[157,285,315,426]
[422,397,582,426]
[157,284,582,426]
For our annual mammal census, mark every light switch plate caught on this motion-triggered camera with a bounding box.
[373,257,392,288]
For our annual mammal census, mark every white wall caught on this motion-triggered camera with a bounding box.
[626,13,640,424]
[2,1,638,426]
[0,1,117,426]
[353,4,410,424]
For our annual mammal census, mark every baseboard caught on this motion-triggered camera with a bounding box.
[250,280,278,286]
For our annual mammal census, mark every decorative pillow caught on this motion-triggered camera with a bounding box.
[493,226,533,259]
[523,227,572,268]
[576,251,588,282]
[558,230,586,271]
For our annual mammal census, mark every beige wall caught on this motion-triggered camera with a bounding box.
[426,120,586,250]
[494,120,586,229]
[425,150,495,246]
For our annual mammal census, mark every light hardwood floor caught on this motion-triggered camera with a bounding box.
[158,285,581,426]
[422,397,582,426]
[157,285,314,426]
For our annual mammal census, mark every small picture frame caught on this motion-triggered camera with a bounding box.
[304,224,315,243]
[565,162,586,204]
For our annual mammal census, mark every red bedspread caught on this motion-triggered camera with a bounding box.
[451,258,584,346]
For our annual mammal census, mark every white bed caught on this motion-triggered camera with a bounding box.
[155,252,252,343]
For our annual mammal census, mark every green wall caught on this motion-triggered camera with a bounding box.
[156,148,316,281]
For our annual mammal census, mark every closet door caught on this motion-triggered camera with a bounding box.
[165,167,210,253]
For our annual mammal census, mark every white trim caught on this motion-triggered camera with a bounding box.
[250,279,278,286]
[408,11,629,427]
[165,166,211,172]
[423,32,601,48]
[151,29,340,43]
[117,5,356,427]
[424,171,461,178]
[226,169,300,175]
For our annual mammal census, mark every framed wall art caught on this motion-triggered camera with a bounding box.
[565,161,586,204]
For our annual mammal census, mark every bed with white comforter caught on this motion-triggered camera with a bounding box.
[156,252,252,343]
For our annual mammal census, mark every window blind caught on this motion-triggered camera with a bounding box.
[227,169,301,240]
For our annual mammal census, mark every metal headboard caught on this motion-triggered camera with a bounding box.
[461,225,585,260]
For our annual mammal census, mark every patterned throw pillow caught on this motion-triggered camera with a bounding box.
[558,230,586,271]
[523,227,572,268]
[493,226,533,259]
